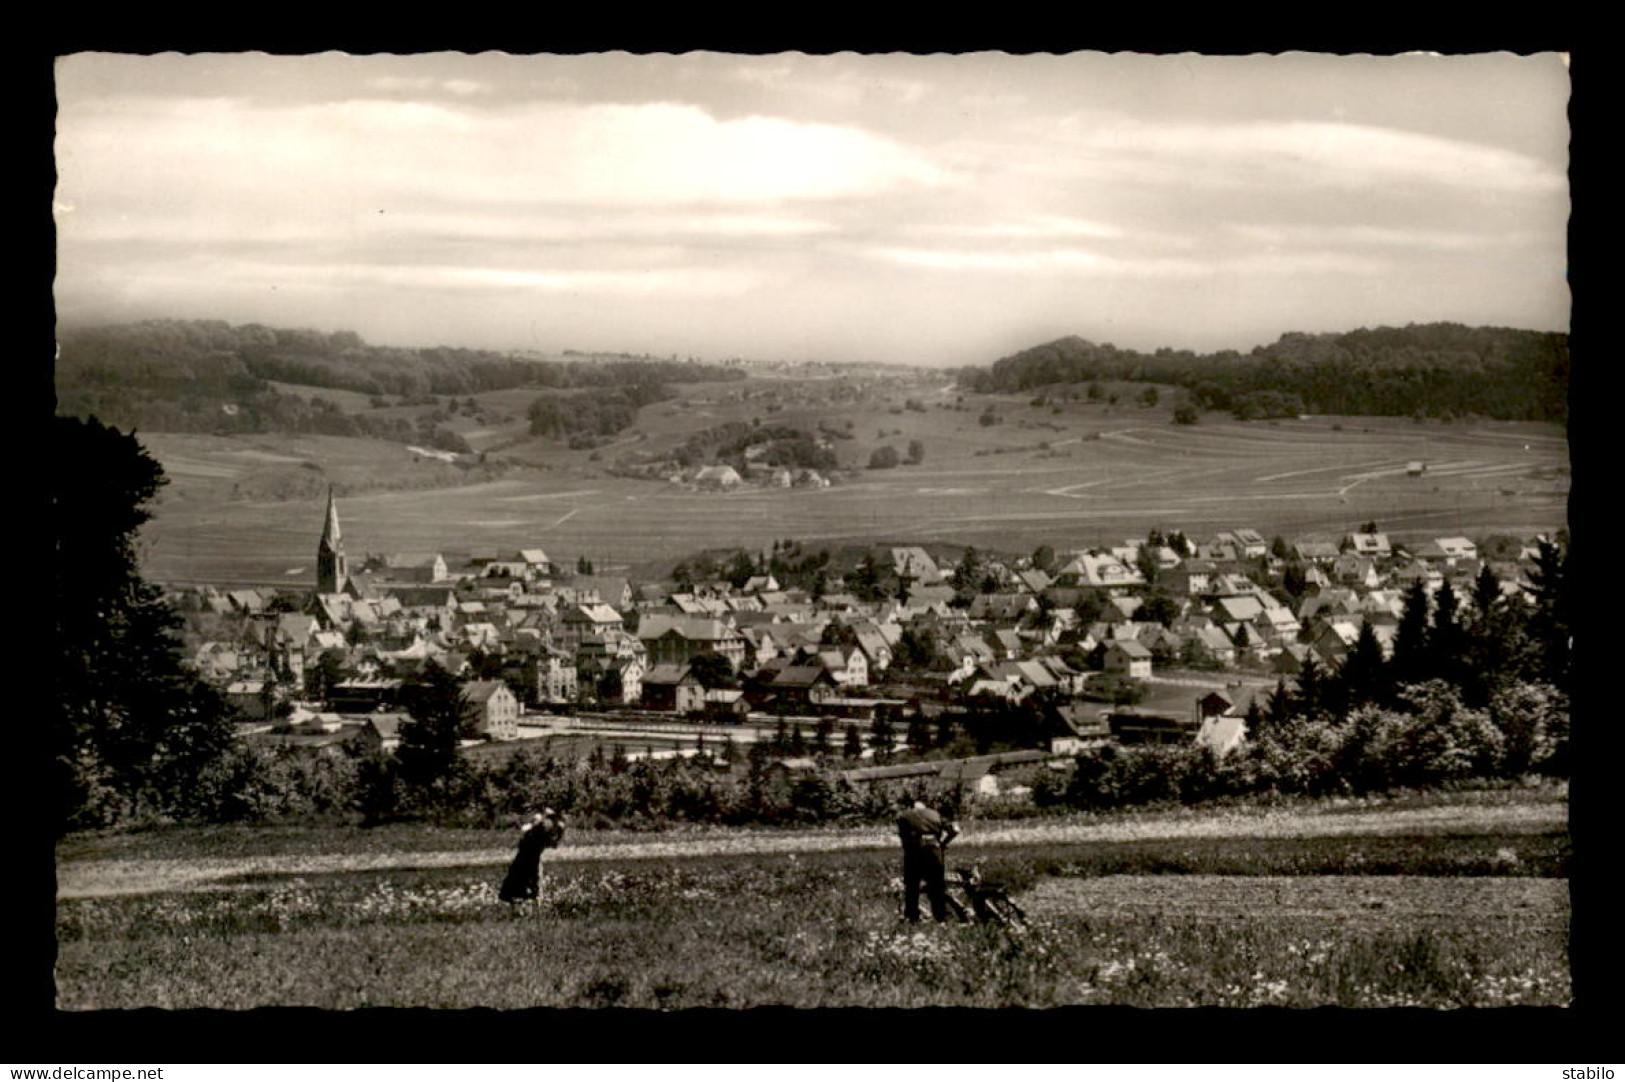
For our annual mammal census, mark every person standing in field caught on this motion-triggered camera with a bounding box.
[499,807,566,905]
[896,796,959,923]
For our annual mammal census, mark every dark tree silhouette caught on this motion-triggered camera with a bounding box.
[51,417,235,831]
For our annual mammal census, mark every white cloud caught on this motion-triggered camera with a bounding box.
[866,245,1208,278]
[182,255,765,298]
[915,214,1124,241]
[864,244,1384,279]
[992,114,1566,196]
[1225,222,1556,252]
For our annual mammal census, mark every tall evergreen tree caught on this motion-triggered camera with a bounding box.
[1295,652,1328,719]
[1527,539,1571,689]
[1392,581,1433,688]
[1264,676,1297,731]
[51,417,236,831]
[812,715,834,756]
[1337,621,1391,710]
[1430,577,1466,686]
[396,659,476,806]
[843,722,864,759]
[1471,563,1502,623]
[906,714,933,755]
[868,713,896,759]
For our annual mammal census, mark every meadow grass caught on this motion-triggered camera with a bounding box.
[55,829,1569,1010]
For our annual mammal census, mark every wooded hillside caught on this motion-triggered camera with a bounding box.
[958,323,1569,423]
[54,319,745,444]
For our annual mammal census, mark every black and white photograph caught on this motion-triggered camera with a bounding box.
[48,49,1572,1013]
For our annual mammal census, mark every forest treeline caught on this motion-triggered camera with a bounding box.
[54,319,744,442]
[957,323,1569,423]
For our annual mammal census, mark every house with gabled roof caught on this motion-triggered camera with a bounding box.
[226,589,267,615]
[693,464,743,490]
[516,548,553,577]
[1196,540,1242,564]
[1049,702,1112,753]
[1212,595,1266,626]
[1331,555,1381,589]
[1229,619,1274,657]
[1232,529,1269,558]
[1195,711,1248,757]
[904,583,958,609]
[378,552,450,584]
[463,680,520,740]
[968,593,1039,624]
[764,664,840,710]
[557,603,625,652]
[891,547,943,584]
[1161,559,1216,597]
[641,664,707,713]
[1344,532,1392,558]
[1309,620,1363,665]
[852,627,894,675]
[817,646,869,688]
[1291,539,1342,564]
[1391,561,1444,593]
[638,614,748,672]
[577,652,643,705]
[1103,639,1153,678]
[1186,626,1236,667]
[1256,601,1302,641]
[1057,551,1145,588]
[1011,567,1053,594]
[1272,642,1312,675]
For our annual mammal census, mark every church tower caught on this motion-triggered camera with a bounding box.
[317,487,348,595]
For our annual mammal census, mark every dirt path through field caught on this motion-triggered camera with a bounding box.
[56,801,1566,899]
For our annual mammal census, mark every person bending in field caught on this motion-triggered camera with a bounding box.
[896,796,959,923]
[500,807,566,905]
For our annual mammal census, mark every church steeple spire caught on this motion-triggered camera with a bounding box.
[317,486,347,595]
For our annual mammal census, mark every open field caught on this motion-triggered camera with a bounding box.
[135,379,1568,585]
[53,789,1569,1009]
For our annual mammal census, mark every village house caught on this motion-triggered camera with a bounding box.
[462,680,520,740]
[891,546,944,584]
[328,677,404,713]
[641,664,708,713]
[702,688,750,722]
[1048,701,1112,753]
[558,603,625,653]
[1194,691,1249,757]
[762,664,841,711]
[638,615,748,672]
[1291,539,1342,564]
[1161,558,1216,597]
[373,552,451,584]
[817,646,869,688]
[693,464,743,490]
[1186,625,1237,667]
[515,548,554,579]
[578,654,644,706]
[1057,550,1145,589]
[504,647,577,706]
[1103,639,1153,679]
[1343,532,1392,559]
[1331,555,1382,589]
[968,592,1039,624]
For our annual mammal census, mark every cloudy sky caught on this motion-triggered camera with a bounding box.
[54,51,1570,367]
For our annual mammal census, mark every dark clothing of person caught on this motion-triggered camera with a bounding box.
[897,805,958,922]
[499,816,565,902]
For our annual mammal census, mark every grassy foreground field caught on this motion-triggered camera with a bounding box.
[54,789,1569,1009]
